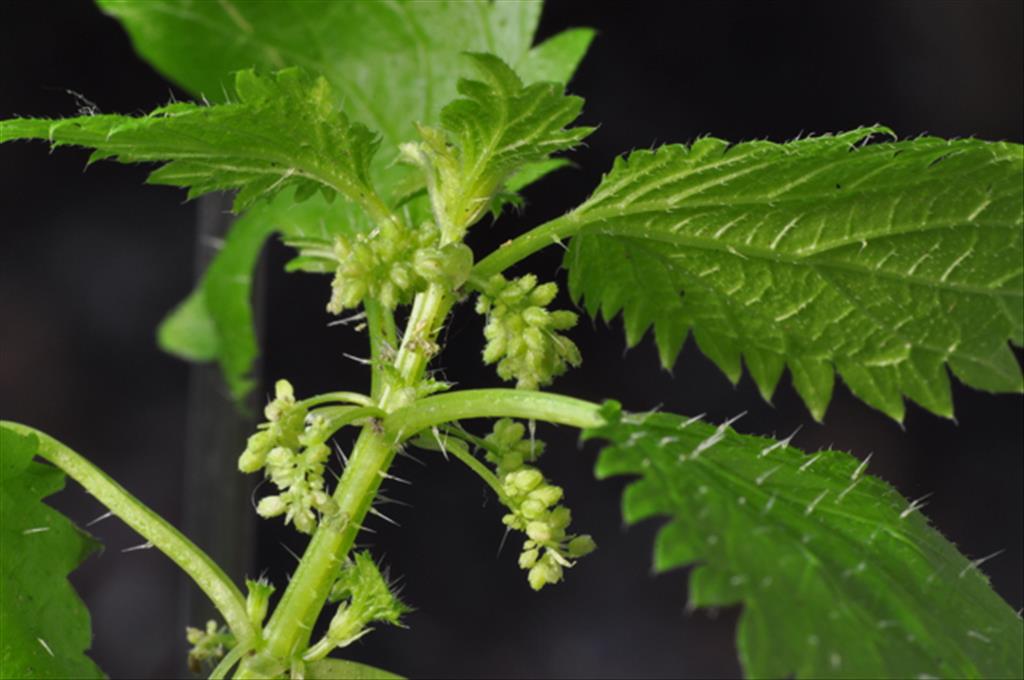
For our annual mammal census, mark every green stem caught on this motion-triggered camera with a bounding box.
[314,405,387,432]
[414,429,505,499]
[384,389,605,439]
[299,392,375,409]
[207,642,251,680]
[471,213,580,279]
[363,300,392,401]
[1,421,257,646]
[245,286,454,675]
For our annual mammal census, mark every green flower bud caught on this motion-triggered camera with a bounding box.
[529,484,564,507]
[266,446,292,469]
[507,468,544,494]
[528,557,563,591]
[520,498,547,520]
[548,506,572,530]
[257,496,287,519]
[238,431,274,473]
[390,262,412,290]
[521,306,549,326]
[568,535,597,558]
[518,548,539,569]
[526,520,552,543]
[530,282,558,306]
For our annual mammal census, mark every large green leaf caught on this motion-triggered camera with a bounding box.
[0,428,102,679]
[1,66,394,401]
[96,1,592,136]
[96,0,593,401]
[563,129,1024,421]
[585,402,1023,679]
[1,69,382,214]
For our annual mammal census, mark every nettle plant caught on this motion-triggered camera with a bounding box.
[1,2,1022,679]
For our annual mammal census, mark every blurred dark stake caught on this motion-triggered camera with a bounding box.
[179,193,261,674]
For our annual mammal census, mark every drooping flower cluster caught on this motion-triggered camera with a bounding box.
[304,551,410,662]
[328,219,472,312]
[238,380,337,534]
[476,274,581,390]
[484,419,595,590]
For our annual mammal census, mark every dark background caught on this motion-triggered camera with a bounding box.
[1,1,1022,678]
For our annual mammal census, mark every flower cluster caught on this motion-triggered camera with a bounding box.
[304,551,410,662]
[328,219,472,312]
[238,380,337,534]
[484,419,595,590]
[185,620,234,673]
[476,274,581,390]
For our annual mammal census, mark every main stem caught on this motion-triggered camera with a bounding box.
[240,285,452,675]
[240,180,590,675]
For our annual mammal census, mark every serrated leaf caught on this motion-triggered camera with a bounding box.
[94,0,595,402]
[1,69,381,214]
[97,0,587,197]
[564,129,1024,421]
[412,53,592,235]
[0,427,103,679]
[584,403,1024,679]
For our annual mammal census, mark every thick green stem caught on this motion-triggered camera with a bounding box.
[243,427,391,670]
[471,213,580,280]
[1,421,257,646]
[385,389,605,439]
[244,286,454,675]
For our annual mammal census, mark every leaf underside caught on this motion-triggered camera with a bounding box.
[0,428,103,679]
[305,657,403,680]
[90,0,593,402]
[565,128,1024,421]
[585,403,1023,679]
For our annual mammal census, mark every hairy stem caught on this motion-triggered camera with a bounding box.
[385,389,605,438]
[299,391,375,409]
[416,428,505,499]
[243,286,454,675]
[363,299,396,401]
[471,213,580,280]
[0,421,257,646]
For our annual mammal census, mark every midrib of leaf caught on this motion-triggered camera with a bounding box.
[668,247,995,371]
[585,222,1020,307]
[394,2,435,126]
